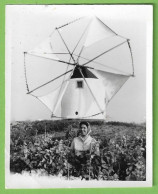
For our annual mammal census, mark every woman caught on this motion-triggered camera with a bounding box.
[71,121,99,156]
[69,121,100,177]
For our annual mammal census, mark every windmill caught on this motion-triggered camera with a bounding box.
[24,15,134,120]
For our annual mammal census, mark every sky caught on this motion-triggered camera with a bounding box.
[6,5,153,123]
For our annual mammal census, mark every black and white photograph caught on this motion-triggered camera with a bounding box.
[5,5,153,188]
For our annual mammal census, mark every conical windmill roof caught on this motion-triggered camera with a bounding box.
[71,66,98,79]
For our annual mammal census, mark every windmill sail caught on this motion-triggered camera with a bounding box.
[25,15,134,120]
[83,16,116,48]
[94,69,130,103]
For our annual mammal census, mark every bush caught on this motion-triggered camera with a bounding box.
[10,120,146,181]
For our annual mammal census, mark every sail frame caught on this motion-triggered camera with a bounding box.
[24,15,134,119]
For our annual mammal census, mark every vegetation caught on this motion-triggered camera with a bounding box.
[10,120,146,181]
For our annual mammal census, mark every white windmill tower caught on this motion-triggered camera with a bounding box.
[61,65,106,119]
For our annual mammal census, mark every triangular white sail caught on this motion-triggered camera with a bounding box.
[84,78,106,118]
[38,87,61,112]
[83,16,116,48]
[25,51,73,96]
[56,17,90,57]
[38,78,70,113]
[95,69,130,102]
[28,37,60,60]
[79,36,129,74]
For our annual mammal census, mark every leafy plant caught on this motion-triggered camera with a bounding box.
[10,121,146,181]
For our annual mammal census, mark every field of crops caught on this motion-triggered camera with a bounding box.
[10,120,146,181]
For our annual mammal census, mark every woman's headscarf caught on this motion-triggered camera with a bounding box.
[77,121,91,137]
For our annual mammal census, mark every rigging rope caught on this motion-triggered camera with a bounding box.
[56,17,84,30]
[96,16,118,36]
[127,40,135,76]
[27,68,73,94]
[106,76,130,104]
[56,28,76,63]
[82,40,127,66]
[79,67,104,114]
[73,53,132,76]
[51,112,103,119]
[52,63,72,114]
[52,64,76,115]
[71,19,91,63]
[41,52,70,55]
[24,52,29,93]
[32,90,103,119]
[26,52,75,66]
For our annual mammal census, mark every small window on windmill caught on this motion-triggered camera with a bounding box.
[77,81,83,88]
